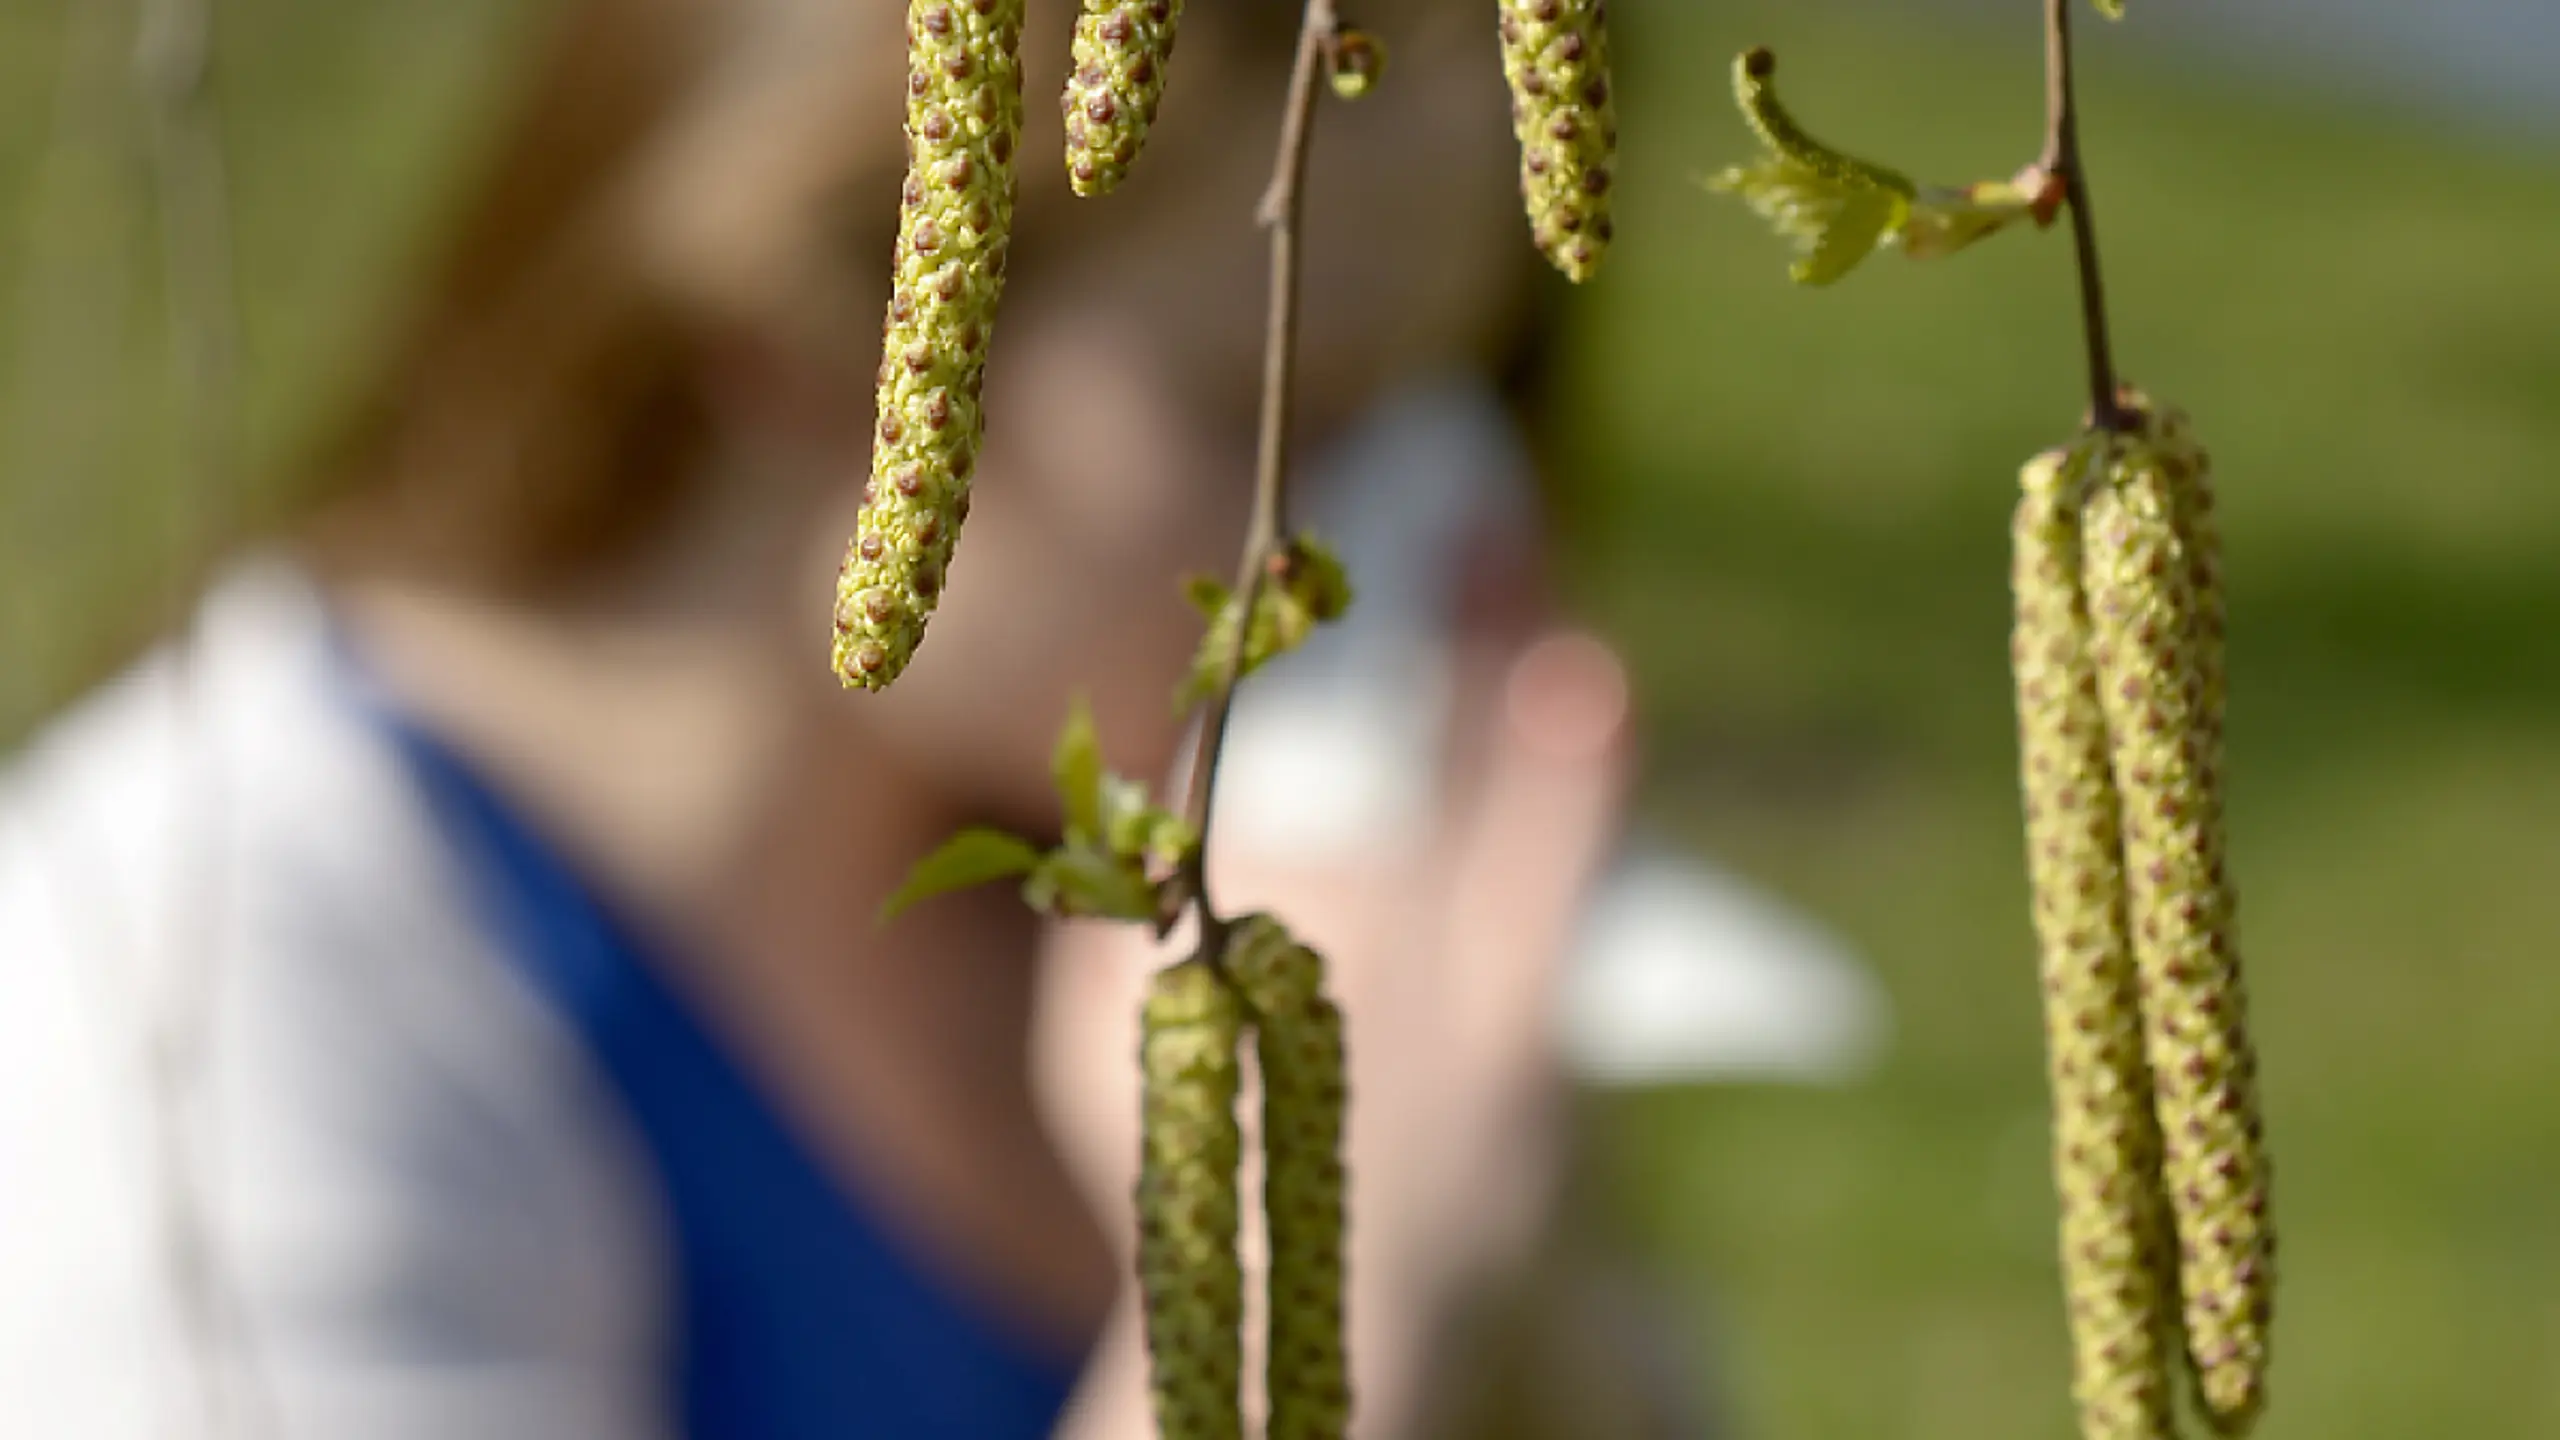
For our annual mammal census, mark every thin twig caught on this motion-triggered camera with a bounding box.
[1173,0,1339,934]
[2040,0,2126,431]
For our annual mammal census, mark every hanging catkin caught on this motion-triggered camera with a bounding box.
[1224,915,1351,1440]
[2081,413,2273,1435]
[832,0,1027,691]
[2146,396,2225,788]
[2011,445,2183,1440]
[1062,0,1185,196]
[1138,958,1248,1440]
[1494,0,1616,282]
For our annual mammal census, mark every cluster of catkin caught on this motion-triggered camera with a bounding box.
[1139,915,1350,1440]
[2009,392,2273,1439]
[834,1,1622,691]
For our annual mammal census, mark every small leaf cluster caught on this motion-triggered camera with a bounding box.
[1706,47,2053,286]
[883,697,1197,925]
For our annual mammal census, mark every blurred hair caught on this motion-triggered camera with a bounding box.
[295,0,1543,598]
[300,0,1035,595]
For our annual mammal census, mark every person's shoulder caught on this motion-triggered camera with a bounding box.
[0,560,425,983]
[0,561,672,1436]
[0,553,644,1114]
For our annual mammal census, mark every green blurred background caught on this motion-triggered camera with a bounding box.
[6,1,2558,1436]
[1573,4,2560,1438]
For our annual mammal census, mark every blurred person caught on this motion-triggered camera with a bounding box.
[0,1,1663,1438]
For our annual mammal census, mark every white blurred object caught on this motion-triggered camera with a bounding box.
[1562,839,1886,1086]
[1211,376,1892,1090]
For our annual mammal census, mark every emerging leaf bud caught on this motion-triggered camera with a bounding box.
[1327,27,1388,101]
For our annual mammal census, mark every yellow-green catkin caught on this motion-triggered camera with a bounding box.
[831,0,1027,692]
[1495,0,1616,282]
[1139,958,1248,1440]
[2142,394,2225,784]
[1062,0,1184,197]
[2012,446,2183,1440]
[2082,415,2273,1435]
[1224,915,1351,1440]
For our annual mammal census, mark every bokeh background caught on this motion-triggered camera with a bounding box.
[6,1,2558,1436]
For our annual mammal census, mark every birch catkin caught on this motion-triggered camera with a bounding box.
[1224,915,1351,1440]
[2082,418,2273,1435]
[1138,959,1248,1440]
[832,0,1027,691]
[2145,395,2225,786]
[1495,0,1616,282]
[1062,0,1185,196]
[2011,446,2182,1440]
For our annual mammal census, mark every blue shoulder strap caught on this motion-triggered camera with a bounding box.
[362,699,1085,1439]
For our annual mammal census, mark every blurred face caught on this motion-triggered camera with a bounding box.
[799,289,1248,821]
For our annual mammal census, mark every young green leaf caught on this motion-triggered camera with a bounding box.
[1707,49,1910,286]
[1183,574,1231,619]
[1053,694,1106,842]
[1024,844,1163,922]
[880,827,1045,924]
[1798,185,1898,286]
[1142,812,1199,872]
[1707,47,2043,285]
[1100,774,1159,858]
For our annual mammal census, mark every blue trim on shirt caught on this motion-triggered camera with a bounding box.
[349,691,1084,1439]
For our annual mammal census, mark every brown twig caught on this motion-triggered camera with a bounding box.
[1172,0,1339,936]
[2039,0,2127,431]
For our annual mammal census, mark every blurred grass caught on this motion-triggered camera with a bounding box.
[7,1,2560,1437]
[1568,3,2560,1437]
[0,0,523,731]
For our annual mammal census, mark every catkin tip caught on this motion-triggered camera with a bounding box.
[1496,0,1617,281]
[1063,0,1188,197]
[833,0,1029,690]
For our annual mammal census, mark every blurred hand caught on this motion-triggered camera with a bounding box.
[1035,629,1633,1439]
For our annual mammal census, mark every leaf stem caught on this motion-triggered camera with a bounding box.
[2040,0,2127,430]
[1173,0,1338,935]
